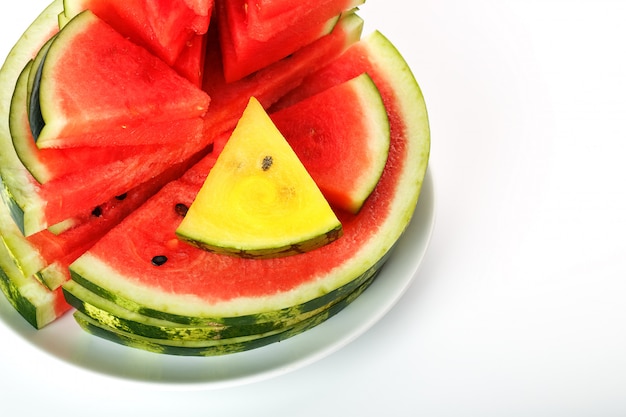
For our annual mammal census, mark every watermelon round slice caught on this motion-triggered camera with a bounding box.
[62,268,374,343]
[68,272,376,356]
[66,26,430,349]
[36,10,210,149]
[270,73,390,214]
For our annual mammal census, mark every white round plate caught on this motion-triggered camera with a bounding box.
[0,168,434,390]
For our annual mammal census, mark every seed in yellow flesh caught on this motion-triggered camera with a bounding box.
[176,97,342,259]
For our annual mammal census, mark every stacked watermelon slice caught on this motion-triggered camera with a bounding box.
[0,0,430,356]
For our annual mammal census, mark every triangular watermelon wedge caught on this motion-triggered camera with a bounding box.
[11,130,210,236]
[270,73,390,214]
[10,60,204,184]
[217,0,356,82]
[243,0,364,42]
[35,10,210,149]
[62,0,213,66]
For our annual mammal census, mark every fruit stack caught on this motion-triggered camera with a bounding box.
[0,0,429,356]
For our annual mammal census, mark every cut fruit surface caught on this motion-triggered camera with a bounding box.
[177,97,342,259]
[7,118,208,236]
[36,10,210,148]
[270,73,390,214]
[244,0,364,41]
[202,12,364,136]
[216,0,354,82]
[11,60,199,184]
[62,0,213,66]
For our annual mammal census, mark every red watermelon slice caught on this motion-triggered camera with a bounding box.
[36,10,210,149]
[10,60,205,184]
[2,150,204,290]
[216,0,359,82]
[270,73,390,214]
[62,0,213,66]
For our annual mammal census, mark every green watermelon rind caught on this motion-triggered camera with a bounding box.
[0,0,67,328]
[68,29,430,325]
[63,267,380,341]
[69,247,388,326]
[0,0,62,235]
[71,271,377,356]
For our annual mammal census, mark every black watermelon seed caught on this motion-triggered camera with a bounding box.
[91,206,102,217]
[262,155,273,171]
[115,193,127,200]
[175,203,189,217]
[151,255,168,266]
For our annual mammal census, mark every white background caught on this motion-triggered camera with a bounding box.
[1,0,626,415]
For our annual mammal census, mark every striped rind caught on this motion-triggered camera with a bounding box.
[72,271,377,356]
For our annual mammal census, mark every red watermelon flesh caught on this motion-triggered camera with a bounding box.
[11,62,207,184]
[63,0,213,66]
[203,12,363,135]
[19,119,209,236]
[172,33,207,87]
[244,0,364,41]
[7,144,208,281]
[68,29,429,321]
[247,0,290,20]
[217,0,352,82]
[8,10,361,237]
[37,10,210,149]
[273,32,414,113]
[270,73,389,214]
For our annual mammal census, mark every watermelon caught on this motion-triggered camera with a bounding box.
[270,73,390,214]
[11,60,204,184]
[1,2,360,232]
[35,10,210,149]
[0,207,71,328]
[3,120,209,236]
[244,0,364,41]
[216,0,360,82]
[202,12,363,137]
[62,266,376,343]
[172,33,208,87]
[68,271,376,356]
[62,0,213,67]
[0,0,430,354]
[1,152,203,292]
[64,26,429,356]
[177,97,343,259]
